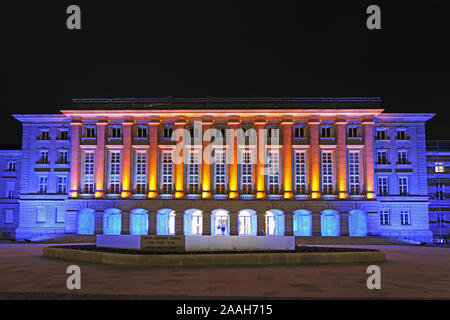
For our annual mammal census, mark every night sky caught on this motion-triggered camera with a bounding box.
[3,1,449,148]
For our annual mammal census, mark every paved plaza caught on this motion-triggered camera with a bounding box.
[0,243,449,299]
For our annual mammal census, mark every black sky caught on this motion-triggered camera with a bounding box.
[2,1,449,147]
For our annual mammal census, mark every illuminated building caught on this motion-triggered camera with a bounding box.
[426,140,450,243]
[0,97,434,242]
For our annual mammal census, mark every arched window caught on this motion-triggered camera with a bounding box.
[238,209,257,236]
[348,210,368,237]
[211,209,230,235]
[293,209,312,236]
[184,209,203,235]
[103,208,122,235]
[265,209,285,236]
[129,209,149,235]
[321,209,340,236]
[156,209,176,235]
[77,208,95,235]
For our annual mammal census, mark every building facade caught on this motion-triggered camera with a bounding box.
[427,140,450,243]
[2,98,435,242]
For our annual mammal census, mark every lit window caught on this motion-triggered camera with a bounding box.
[214,150,226,194]
[322,151,333,195]
[84,127,96,138]
[38,150,50,164]
[376,129,388,140]
[136,127,147,138]
[83,152,95,193]
[267,150,280,195]
[38,176,48,194]
[109,151,121,194]
[396,129,408,140]
[38,129,50,140]
[57,176,67,194]
[348,152,360,195]
[161,151,173,193]
[294,151,307,195]
[241,151,253,194]
[321,127,332,138]
[294,127,305,138]
[163,127,173,139]
[110,127,122,138]
[58,129,69,140]
[397,150,408,164]
[377,150,388,164]
[348,127,359,138]
[187,150,200,194]
[135,152,147,194]
[265,212,276,236]
[434,162,445,173]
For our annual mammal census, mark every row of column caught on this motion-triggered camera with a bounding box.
[69,118,375,199]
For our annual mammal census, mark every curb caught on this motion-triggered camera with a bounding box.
[43,247,386,267]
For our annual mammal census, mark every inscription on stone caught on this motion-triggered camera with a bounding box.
[140,235,186,252]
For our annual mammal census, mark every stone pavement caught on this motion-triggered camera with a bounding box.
[0,243,449,299]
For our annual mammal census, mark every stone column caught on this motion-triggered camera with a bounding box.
[95,120,107,198]
[284,211,294,236]
[281,120,293,199]
[174,120,187,199]
[255,121,266,199]
[69,121,82,198]
[148,120,160,199]
[309,120,321,199]
[203,211,212,235]
[121,120,133,198]
[257,211,266,236]
[336,120,348,199]
[362,119,376,199]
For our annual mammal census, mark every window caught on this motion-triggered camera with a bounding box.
[36,207,46,223]
[58,150,69,164]
[397,150,408,164]
[267,128,279,139]
[379,210,390,225]
[110,127,122,138]
[434,162,445,173]
[214,150,226,194]
[294,127,305,138]
[161,152,173,193]
[400,210,411,225]
[191,211,203,235]
[6,182,14,198]
[187,150,200,194]
[56,207,65,223]
[322,151,333,195]
[109,151,121,193]
[321,127,332,138]
[396,129,408,140]
[398,177,408,196]
[348,152,361,195]
[267,150,280,194]
[265,212,276,235]
[38,176,48,194]
[163,127,173,139]
[135,152,147,194]
[38,150,50,164]
[436,183,445,200]
[58,129,69,140]
[377,150,388,164]
[57,176,67,194]
[294,151,307,194]
[84,127,96,138]
[348,127,359,138]
[241,151,253,194]
[136,127,147,138]
[376,129,388,140]
[189,128,200,141]
[5,209,14,224]
[378,177,389,196]
[38,129,50,140]
[83,152,95,193]
[7,161,16,171]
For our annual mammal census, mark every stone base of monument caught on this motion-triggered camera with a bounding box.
[96,235,295,252]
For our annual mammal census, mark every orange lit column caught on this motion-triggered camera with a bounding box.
[94,121,107,198]
[174,120,187,199]
[69,121,82,198]
[148,120,160,199]
[202,120,214,199]
[227,121,239,199]
[336,120,348,199]
[121,120,133,198]
[362,120,376,199]
[281,120,293,199]
[309,120,321,199]
[255,121,266,199]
